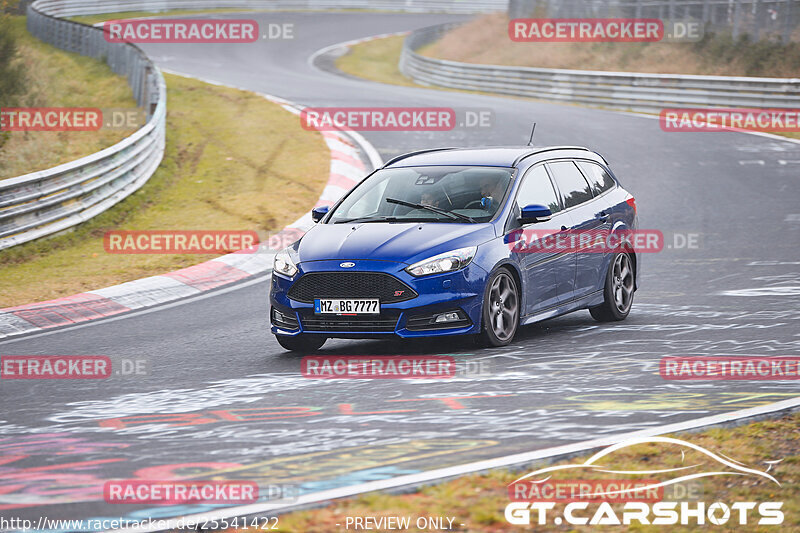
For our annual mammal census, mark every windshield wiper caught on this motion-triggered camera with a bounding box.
[333,216,400,224]
[385,197,475,223]
[333,215,435,224]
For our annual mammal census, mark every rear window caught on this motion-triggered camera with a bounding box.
[547,161,594,209]
[577,161,616,196]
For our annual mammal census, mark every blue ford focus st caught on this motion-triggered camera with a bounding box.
[270,146,639,352]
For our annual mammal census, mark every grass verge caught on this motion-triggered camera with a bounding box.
[0,16,137,179]
[334,34,418,88]
[240,412,800,532]
[0,72,329,307]
[425,13,800,78]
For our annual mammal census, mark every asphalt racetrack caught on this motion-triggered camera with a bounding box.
[1,11,799,527]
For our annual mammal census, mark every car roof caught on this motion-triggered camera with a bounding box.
[383,146,606,168]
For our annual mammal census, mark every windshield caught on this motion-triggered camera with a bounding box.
[328,165,514,224]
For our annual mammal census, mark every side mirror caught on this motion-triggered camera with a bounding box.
[519,204,552,224]
[311,205,329,223]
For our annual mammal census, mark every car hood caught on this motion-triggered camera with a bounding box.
[295,222,496,265]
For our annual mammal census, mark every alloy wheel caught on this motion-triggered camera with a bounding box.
[488,271,519,341]
[612,253,634,314]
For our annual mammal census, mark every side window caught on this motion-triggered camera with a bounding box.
[577,161,616,196]
[516,165,561,214]
[547,161,594,209]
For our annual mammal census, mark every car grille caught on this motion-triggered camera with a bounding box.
[287,272,417,303]
[300,312,399,333]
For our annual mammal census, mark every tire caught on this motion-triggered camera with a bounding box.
[275,334,327,352]
[589,251,635,322]
[478,268,520,347]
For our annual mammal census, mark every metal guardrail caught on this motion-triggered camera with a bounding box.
[2,0,506,251]
[0,2,166,251]
[31,0,509,16]
[400,22,800,113]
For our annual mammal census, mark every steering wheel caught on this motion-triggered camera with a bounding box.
[465,198,488,210]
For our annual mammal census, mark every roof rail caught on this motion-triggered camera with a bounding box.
[512,146,596,166]
[382,147,459,168]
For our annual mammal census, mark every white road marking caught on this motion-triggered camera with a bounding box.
[720,286,800,297]
[0,274,270,346]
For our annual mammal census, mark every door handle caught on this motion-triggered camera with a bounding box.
[597,212,610,221]
[561,225,568,231]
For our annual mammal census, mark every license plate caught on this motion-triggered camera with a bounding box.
[314,298,380,315]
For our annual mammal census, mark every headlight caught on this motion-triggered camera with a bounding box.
[273,248,298,277]
[405,246,477,277]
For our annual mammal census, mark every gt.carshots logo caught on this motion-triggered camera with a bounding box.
[505,437,784,526]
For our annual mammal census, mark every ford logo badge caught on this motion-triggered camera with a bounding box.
[340,262,355,268]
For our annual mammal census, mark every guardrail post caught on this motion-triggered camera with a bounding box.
[733,0,743,39]
[753,0,763,41]
[147,66,158,120]
[783,0,795,44]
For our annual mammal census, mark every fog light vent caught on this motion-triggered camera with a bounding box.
[407,309,471,331]
[435,312,461,323]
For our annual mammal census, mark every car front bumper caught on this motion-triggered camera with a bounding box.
[270,259,487,338]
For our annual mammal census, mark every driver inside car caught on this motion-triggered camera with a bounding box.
[419,191,441,208]
[479,176,505,208]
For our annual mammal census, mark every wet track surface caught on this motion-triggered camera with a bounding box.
[1,11,799,526]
